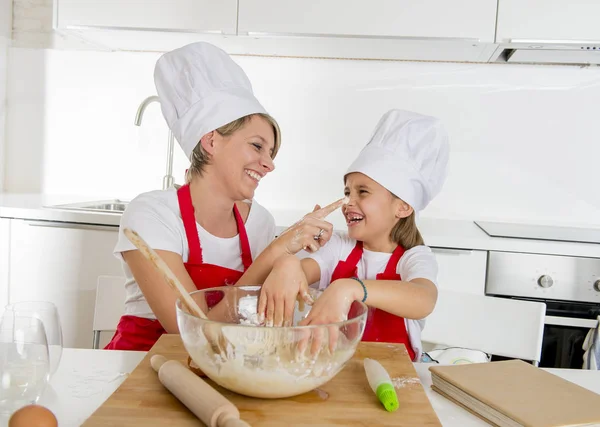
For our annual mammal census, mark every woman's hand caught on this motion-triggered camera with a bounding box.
[257,254,314,327]
[235,198,345,288]
[274,198,345,255]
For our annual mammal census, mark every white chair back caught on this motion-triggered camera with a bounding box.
[421,290,546,365]
[92,275,126,349]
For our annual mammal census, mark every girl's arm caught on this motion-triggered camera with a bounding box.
[301,278,437,326]
[338,278,438,319]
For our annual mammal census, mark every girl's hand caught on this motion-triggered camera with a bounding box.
[298,279,363,355]
[300,279,363,325]
[257,255,314,327]
[273,198,345,255]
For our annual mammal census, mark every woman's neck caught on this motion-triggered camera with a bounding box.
[188,175,238,238]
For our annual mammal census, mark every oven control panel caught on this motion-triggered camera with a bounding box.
[485,251,600,303]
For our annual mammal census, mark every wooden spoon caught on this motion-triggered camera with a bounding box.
[124,228,236,363]
[123,228,207,320]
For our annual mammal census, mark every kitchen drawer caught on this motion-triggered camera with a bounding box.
[432,248,487,295]
[8,219,124,348]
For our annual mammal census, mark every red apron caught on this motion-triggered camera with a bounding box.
[335,241,416,361]
[105,184,252,351]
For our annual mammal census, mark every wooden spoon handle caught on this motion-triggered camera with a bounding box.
[124,227,207,320]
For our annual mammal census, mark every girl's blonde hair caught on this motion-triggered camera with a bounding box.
[389,206,424,249]
[185,113,281,183]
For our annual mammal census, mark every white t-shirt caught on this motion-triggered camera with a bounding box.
[113,188,276,319]
[309,232,438,361]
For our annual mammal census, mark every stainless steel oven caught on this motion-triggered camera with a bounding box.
[485,251,600,369]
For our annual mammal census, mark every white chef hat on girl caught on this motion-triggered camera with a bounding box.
[153,42,273,158]
[346,109,450,212]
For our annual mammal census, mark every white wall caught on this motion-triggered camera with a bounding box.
[4,0,600,226]
[5,48,600,227]
[0,0,12,191]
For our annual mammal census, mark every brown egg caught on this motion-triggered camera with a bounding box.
[8,404,58,427]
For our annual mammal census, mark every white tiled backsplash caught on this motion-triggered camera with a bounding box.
[3,2,600,226]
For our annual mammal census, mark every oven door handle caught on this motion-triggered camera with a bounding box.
[545,315,599,329]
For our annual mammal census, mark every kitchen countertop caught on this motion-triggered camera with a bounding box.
[5,348,598,427]
[0,193,123,226]
[2,193,600,258]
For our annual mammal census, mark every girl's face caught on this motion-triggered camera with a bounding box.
[343,172,412,251]
[207,115,276,201]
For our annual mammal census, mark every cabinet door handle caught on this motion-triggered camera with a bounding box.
[24,220,118,232]
[241,31,480,42]
[508,38,600,45]
[62,24,234,35]
[544,315,598,329]
[432,248,474,255]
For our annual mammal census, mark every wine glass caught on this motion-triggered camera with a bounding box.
[0,313,50,416]
[5,302,63,376]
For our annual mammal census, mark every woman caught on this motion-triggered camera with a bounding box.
[105,42,339,351]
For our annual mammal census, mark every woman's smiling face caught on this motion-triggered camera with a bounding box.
[210,115,276,200]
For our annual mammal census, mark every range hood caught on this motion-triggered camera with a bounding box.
[489,40,600,65]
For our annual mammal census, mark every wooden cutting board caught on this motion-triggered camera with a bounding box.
[83,334,441,426]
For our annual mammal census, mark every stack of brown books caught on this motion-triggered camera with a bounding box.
[429,359,600,427]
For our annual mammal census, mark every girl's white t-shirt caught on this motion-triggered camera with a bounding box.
[308,232,438,361]
[113,187,276,319]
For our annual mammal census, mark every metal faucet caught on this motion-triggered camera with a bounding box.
[134,95,176,190]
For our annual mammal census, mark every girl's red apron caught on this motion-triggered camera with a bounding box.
[334,242,416,361]
[105,184,252,351]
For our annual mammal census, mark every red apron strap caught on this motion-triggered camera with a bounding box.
[380,245,407,278]
[177,185,203,265]
[345,241,364,271]
[330,241,364,282]
[233,204,253,271]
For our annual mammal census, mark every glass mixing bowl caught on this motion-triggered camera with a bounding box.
[176,285,368,399]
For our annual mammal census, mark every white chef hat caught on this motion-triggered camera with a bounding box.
[154,42,275,158]
[346,109,449,212]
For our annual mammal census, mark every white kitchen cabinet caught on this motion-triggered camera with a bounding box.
[52,0,498,62]
[0,218,10,313]
[55,0,238,35]
[234,0,498,62]
[431,248,487,295]
[0,0,10,191]
[53,0,239,52]
[8,219,124,349]
[239,0,497,42]
[496,0,600,42]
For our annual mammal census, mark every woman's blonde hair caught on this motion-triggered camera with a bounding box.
[185,113,281,183]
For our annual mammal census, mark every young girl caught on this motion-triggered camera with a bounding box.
[258,109,449,361]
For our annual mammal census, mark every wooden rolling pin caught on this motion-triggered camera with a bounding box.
[151,355,251,427]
